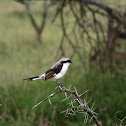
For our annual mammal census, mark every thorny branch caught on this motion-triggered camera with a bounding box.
[119,116,126,126]
[33,81,101,126]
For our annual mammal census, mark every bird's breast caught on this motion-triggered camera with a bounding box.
[53,63,69,80]
[60,64,69,75]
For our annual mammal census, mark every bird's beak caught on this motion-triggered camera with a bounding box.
[70,60,72,63]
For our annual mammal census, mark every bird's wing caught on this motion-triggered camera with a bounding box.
[45,70,55,80]
[45,63,63,80]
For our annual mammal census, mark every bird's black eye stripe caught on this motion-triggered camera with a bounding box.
[67,60,71,63]
[61,60,72,64]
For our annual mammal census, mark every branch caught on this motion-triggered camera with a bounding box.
[25,1,40,33]
[39,1,48,33]
[33,81,101,126]
[84,0,123,23]
[119,116,126,126]
[60,3,83,63]
[32,90,62,109]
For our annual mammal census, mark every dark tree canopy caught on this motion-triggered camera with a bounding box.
[15,0,126,72]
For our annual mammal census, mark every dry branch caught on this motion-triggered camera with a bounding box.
[119,116,126,126]
[25,1,48,44]
[33,81,101,126]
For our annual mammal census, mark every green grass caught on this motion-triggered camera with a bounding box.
[0,1,126,126]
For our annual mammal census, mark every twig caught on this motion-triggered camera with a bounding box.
[32,90,62,109]
[119,116,126,126]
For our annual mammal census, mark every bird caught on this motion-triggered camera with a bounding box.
[23,58,72,82]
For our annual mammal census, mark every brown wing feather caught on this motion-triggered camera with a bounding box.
[45,62,63,81]
[45,69,55,80]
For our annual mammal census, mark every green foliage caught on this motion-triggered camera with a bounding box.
[0,72,126,126]
[85,70,126,125]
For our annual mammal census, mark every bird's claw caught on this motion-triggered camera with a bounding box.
[56,80,63,90]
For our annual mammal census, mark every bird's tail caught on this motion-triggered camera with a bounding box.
[23,74,45,82]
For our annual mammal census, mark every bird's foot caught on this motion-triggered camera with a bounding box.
[56,80,63,90]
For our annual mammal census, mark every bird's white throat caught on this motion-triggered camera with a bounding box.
[53,63,70,80]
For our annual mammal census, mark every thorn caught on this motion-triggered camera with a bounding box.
[89,115,94,123]
[68,84,71,90]
[117,117,121,122]
[84,112,88,124]
[60,109,68,114]
[58,85,63,91]
[61,94,72,102]
[83,99,92,107]
[70,101,74,108]
[79,99,83,105]
[48,99,52,106]
[77,111,85,114]
[65,92,67,98]
[92,111,99,116]
[54,86,59,90]
[68,112,75,116]
[70,109,76,115]
[79,92,85,97]
[79,89,90,97]
[74,87,79,96]
[91,102,95,111]
[87,99,92,105]
[76,109,84,114]
[67,100,76,107]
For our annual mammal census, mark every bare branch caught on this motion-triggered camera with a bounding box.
[32,90,62,109]
[119,116,126,126]
[25,1,39,33]
[84,0,123,23]
[39,1,48,34]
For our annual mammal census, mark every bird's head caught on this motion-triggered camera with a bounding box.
[59,58,72,65]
